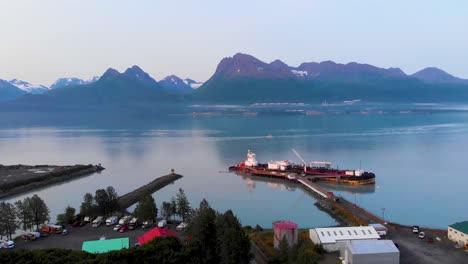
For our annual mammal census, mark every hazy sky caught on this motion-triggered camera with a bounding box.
[1,0,467,86]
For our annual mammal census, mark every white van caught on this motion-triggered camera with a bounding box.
[106,216,118,226]
[92,216,104,228]
[157,219,167,228]
[0,240,15,249]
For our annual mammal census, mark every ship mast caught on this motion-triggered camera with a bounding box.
[292,148,307,172]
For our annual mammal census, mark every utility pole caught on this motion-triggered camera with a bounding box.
[353,193,357,222]
[381,208,386,223]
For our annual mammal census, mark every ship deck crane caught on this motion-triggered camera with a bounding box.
[292,148,307,172]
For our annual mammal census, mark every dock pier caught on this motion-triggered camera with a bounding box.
[117,172,183,209]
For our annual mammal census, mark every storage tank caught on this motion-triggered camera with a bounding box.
[273,221,298,248]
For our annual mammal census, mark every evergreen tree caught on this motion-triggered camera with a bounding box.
[94,189,110,216]
[176,188,190,222]
[80,193,95,216]
[276,236,291,263]
[105,186,120,213]
[134,193,158,221]
[0,202,18,240]
[28,194,50,230]
[215,210,252,264]
[170,197,177,221]
[161,201,172,220]
[187,199,219,263]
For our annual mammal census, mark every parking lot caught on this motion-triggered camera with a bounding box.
[15,221,182,251]
[386,227,467,264]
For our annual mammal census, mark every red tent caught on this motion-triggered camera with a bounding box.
[137,227,178,245]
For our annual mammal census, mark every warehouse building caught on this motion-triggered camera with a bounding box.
[339,239,399,264]
[448,221,468,248]
[309,226,380,252]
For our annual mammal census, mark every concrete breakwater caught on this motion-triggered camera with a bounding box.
[117,172,183,209]
[0,164,105,199]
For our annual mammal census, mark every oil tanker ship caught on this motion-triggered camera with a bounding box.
[229,150,375,185]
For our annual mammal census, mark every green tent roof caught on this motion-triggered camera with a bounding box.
[82,237,129,254]
[449,221,468,234]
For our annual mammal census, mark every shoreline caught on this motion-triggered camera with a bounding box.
[0,164,105,199]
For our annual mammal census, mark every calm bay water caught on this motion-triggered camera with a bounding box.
[1,105,468,228]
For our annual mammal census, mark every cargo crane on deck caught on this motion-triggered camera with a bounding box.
[292,148,307,172]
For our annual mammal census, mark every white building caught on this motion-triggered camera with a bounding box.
[309,226,380,252]
[448,221,468,247]
[339,239,399,264]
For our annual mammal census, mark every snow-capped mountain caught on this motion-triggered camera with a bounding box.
[183,78,203,89]
[50,77,99,90]
[8,79,49,94]
[159,75,195,94]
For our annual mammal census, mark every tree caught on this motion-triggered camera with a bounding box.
[15,199,33,231]
[64,206,76,223]
[0,202,18,240]
[105,186,120,213]
[161,201,172,220]
[293,242,321,264]
[94,189,110,216]
[276,236,291,263]
[28,194,50,230]
[80,193,95,216]
[215,210,252,264]
[170,197,177,221]
[56,206,76,224]
[134,193,158,221]
[187,199,219,263]
[176,188,190,222]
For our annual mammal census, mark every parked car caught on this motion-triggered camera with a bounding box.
[113,224,122,231]
[119,225,128,233]
[129,218,139,230]
[157,219,167,228]
[79,221,86,227]
[176,222,188,231]
[72,221,81,227]
[419,232,426,239]
[142,220,153,229]
[21,233,39,241]
[412,226,419,234]
[427,237,434,243]
[84,216,95,223]
[62,229,69,235]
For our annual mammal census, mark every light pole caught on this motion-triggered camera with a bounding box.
[381,208,386,223]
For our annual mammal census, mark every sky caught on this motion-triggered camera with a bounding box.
[1,0,467,86]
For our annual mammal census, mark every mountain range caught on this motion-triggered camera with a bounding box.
[194,53,468,103]
[1,53,467,107]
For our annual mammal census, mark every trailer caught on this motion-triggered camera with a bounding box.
[106,216,118,226]
[41,224,63,234]
[118,215,132,225]
[92,216,104,228]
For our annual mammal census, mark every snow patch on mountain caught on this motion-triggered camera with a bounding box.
[291,70,308,77]
[8,79,49,94]
[50,76,98,90]
[184,78,203,89]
